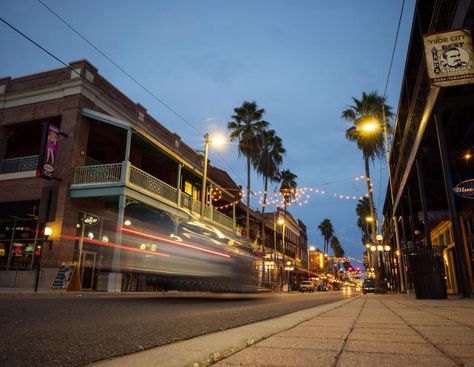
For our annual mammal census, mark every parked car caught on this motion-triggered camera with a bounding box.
[362,279,376,294]
[299,280,315,293]
[317,284,328,292]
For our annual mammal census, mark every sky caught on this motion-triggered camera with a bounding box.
[0,0,416,262]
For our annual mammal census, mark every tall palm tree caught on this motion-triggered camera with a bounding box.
[356,197,372,244]
[253,129,286,214]
[342,91,393,290]
[228,101,269,236]
[318,218,334,273]
[278,169,297,211]
[330,236,344,277]
[330,236,345,258]
[253,129,285,258]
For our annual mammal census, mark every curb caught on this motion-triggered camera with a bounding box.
[91,296,361,367]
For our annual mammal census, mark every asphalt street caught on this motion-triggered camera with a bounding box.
[0,291,353,367]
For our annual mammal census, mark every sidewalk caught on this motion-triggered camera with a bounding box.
[92,294,474,367]
[215,294,474,367]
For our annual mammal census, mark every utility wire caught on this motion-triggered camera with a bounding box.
[383,0,406,97]
[377,0,406,216]
[36,0,247,189]
[0,17,81,78]
[36,0,203,137]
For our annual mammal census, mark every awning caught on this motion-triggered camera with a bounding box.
[81,108,131,130]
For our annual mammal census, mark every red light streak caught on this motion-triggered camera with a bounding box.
[61,235,170,257]
[120,227,231,258]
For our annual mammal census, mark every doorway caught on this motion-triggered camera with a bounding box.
[81,251,97,290]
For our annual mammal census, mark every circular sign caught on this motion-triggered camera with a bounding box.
[454,179,474,199]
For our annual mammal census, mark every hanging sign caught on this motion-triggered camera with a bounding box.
[36,123,60,179]
[423,29,474,87]
[454,179,474,199]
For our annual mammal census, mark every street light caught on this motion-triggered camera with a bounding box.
[307,245,316,276]
[276,216,287,290]
[200,133,225,217]
[365,243,371,271]
[359,117,380,134]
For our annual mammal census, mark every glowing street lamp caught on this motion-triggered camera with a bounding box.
[359,117,380,134]
[200,133,226,217]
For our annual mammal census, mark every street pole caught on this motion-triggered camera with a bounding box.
[382,105,405,292]
[200,134,209,218]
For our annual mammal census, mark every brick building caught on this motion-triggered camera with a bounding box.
[0,60,254,291]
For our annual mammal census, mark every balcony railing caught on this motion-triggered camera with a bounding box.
[129,165,178,203]
[212,208,234,229]
[74,163,122,184]
[72,162,234,230]
[0,155,38,174]
[180,193,202,213]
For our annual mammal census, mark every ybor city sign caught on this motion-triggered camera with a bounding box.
[454,179,474,199]
[423,29,474,87]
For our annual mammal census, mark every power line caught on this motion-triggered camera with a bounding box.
[35,0,248,188]
[36,0,203,137]
[0,17,81,78]
[383,0,406,97]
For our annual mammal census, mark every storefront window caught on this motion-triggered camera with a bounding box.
[0,218,40,270]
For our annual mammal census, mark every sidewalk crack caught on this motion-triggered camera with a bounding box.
[379,298,465,367]
[332,297,367,367]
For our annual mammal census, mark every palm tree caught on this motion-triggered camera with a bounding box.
[330,236,345,258]
[253,129,286,214]
[330,236,344,277]
[278,169,297,211]
[228,101,269,236]
[342,91,393,290]
[318,218,334,273]
[253,129,285,258]
[356,197,372,244]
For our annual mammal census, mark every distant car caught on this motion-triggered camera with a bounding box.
[362,279,376,294]
[299,280,315,293]
[317,284,327,292]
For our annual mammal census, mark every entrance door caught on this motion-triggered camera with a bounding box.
[81,251,97,290]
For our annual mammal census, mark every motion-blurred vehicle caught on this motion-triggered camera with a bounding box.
[362,279,376,294]
[299,280,315,293]
[317,284,328,291]
[95,203,259,292]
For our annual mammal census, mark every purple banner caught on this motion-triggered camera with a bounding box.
[37,123,60,179]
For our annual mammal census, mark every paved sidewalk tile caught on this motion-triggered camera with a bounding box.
[336,351,457,367]
[213,346,338,367]
[343,339,439,355]
[257,335,344,352]
[277,325,350,339]
[347,330,425,343]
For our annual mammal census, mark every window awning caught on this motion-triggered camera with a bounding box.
[81,108,131,130]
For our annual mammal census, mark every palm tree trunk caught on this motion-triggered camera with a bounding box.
[364,157,381,290]
[246,156,251,238]
[261,178,268,250]
[262,176,268,214]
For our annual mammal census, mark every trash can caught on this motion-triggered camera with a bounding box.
[407,246,447,299]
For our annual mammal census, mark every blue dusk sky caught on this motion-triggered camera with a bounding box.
[0,0,416,262]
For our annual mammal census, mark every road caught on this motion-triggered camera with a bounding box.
[0,290,355,367]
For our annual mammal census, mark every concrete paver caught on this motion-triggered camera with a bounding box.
[214,294,474,367]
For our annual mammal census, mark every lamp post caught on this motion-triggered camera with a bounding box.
[307,245,316,276]
[200,133,225,218]
[277,215,286,290]
[365,243,371,272]
[35,225,52,292]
